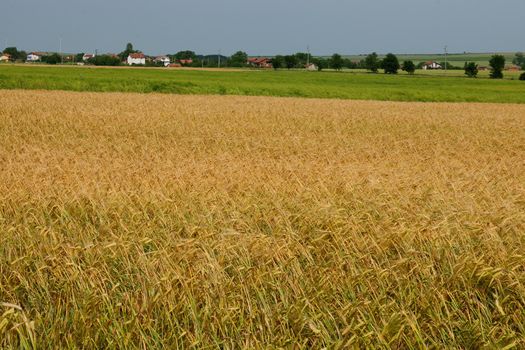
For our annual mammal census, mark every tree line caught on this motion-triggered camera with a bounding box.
[2,43,525,80]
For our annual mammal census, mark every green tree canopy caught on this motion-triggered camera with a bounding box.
[402,60,416,74]
[119,43,138,61]
[229,51,248,67]
[489,55,505,79]
[464,62,479,78]
[513,52,525,69]
[284,55,298,69]
[381,53,400,74]
[364,52,380,73]
[330,54,344,71]
[272,55,284,69]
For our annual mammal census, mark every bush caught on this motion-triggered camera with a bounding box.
[520,73,525,81]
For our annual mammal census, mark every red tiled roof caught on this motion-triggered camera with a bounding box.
[129,53,145,59]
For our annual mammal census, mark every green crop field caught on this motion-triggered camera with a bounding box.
[0,64,524,103]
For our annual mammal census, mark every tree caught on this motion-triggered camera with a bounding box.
[88,55,121,66]
[42,53,61,65]
[272,55,284,70]
[330,54,344,71]
[364,52,380,73]
[402,60,416,74]
[75,53,85,62]
[520,72,525,81]
[513,52,525,69]
[294,52,309,66]
[381,53,400,74]
[313,58,328,71]
[174,51,197,61]
[489,55,505,79]
[284,55,298,69]
[119,42,138,61]
[2,47,25,61]
[464,62,479,78]
[229,51,248,67]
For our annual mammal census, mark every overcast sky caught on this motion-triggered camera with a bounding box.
[1,0,524,55]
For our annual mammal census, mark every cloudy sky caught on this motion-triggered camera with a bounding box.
[1,0,523,55]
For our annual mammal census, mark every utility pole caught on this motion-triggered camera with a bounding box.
[59,37,63,64]
[444,45,448,75]
[307,45,310,68]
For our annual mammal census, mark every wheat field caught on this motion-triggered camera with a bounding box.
[1,90,525,348]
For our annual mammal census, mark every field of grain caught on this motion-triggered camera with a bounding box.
[1,90,525,348]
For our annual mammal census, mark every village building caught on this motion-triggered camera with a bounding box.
[421,61,443,70]
[178,59,193,65]
[305,63,318,71]
[154,56,171,66]
[0,53,11,62]
[27,52,45,62]
[247,57,272,68]
[82,53,95,61]
[127,53,146,65]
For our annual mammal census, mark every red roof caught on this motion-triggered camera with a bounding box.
[129,53,145,59]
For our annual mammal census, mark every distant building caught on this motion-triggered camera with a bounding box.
[127,53,146,65]
[179,59,193,65]
[305,63,318,71]
[506,65,521,71]
[422,61,443,70]
[27,52,45,62]
[247,57,272,68]
[0,53,11,62]
[83,54,95,61]
[154,56,171,66]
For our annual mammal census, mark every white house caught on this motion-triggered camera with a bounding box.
[0,53,11,62]
[127,53,146,65]
[27,52,43,62]
[83,53,95,61]
[422,61,443,70]
[154,56,171,66]
[305,63,318,71]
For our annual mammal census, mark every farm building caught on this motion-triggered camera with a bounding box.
[506,65,521,71]
[0,53,11,62]
[127,53,146,65]
[82,53,95,61]
[305,63,318,71]
[422,61,443,70]
[179,59,193,65]
[154,56,171,66]
[248,57,272,68]
[26,52,46,62]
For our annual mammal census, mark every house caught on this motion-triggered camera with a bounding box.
[179,59,193,65]
[154,56,171,66]
[305,63,318,71]
[127,53,146,65]
[421,61,442,70]
[0,53,11,62]
[82,53,95,61]
[27,52,45,62]
[506,64,521,71]
[247,57,272,68]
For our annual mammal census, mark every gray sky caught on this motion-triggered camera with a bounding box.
[1,0,524,55]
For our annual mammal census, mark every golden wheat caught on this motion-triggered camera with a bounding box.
[1,90,525,349]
